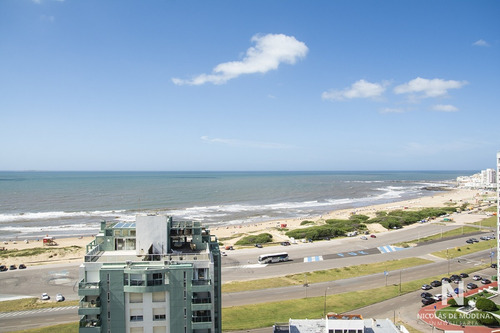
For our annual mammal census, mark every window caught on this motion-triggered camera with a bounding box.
[153,327,166,333]
[129,293,143,303]
[130,315,143,322]
[130,309,143,322]
[152,292,165,302]
[130,328,143,333]
[153,308,166,321]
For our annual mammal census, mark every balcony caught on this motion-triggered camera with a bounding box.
[79,298,101,316]
[79,317,101,333]
[78,280,101,296]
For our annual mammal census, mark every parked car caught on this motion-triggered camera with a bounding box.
[480,236,489,240]
[421,284,432,290]
[280,241,290,246]
[470,238,479,243]
[56,293,65,302]
[422,297,435,305]
[491,263,498,269]
[481,279,491,285]
[459,273,469,278]
[221,252,227,256]
[255,244,262,248]
[430,280,441,287]
[0,265,7,272]
[454,288,463,295]
[433,294,443,301]
[473,275,482,281]
[421,292,432,298]
[370,234,377,238]
[18,264,26,269]
[466,239,474,244]
[41,293,50,300]
[9,264,17,270]
[441,277,451,283]
[467,283,478,289]
[360,236,367,240]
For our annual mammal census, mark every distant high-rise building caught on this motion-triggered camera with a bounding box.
[497,152,500,280]
[78,214,221,333]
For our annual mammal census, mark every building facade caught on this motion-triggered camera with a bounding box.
[78,214,221,333]
[497,152,500,280]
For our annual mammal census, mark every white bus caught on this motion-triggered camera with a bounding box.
[258,252,289,264]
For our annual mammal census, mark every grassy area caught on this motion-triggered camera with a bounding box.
[0,298,79,312]
[221,264,489,331]
[431,239,497,259]
[222,257,432,293]
[0,246,82,259]
[393,226,481,248]
[10,323,78,333]
[470,216,497,228]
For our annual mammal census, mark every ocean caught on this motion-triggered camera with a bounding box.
[0,170,476,240]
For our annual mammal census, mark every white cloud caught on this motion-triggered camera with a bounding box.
[173,33,308,86]
[322,79,388,101]
[393,77,467,98]
[432,104,459,112]
[201,136,294,149]
[473,39,490,47]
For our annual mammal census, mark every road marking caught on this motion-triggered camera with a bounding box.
[378,245,408,253]
[0,306,78,318]
[304,256,323,262]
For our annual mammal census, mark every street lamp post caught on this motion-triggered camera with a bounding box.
[447,248,450,275]
[323,287,330,316]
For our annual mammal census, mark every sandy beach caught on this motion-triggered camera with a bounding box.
[0,187,491,267]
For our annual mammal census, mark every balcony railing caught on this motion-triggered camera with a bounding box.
[80,319,101,328]
[192,279,211,286]
[79,280,101,290]
[192,315,212,323]
[80,300,101,308]
[192,297,211,304]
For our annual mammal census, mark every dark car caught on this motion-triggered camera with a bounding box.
[441,277,451,283]
[421,284,432,290]
[422,297,435,305]
[480,236,489,240]
[421,292,432,298]
[467,283,478,289]
[430,280,442,287]
[255,244,262,248]
[281,242,290,246]
[9,264,17,270]
[466,239,474,244]
[0,265,7,272]
[481,279,491,285]
[471,238,479,243]
[19,264,26,269]
[459,273,469,278]
[492,263,498,269]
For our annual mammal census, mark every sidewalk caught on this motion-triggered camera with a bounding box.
[418,281,499,333]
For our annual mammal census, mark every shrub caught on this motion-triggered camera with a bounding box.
[475,298,498,312]
[476,312,499,326]
[235,233,273,246]
[300,220,315,226]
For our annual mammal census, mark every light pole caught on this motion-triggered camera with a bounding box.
[447,248,450,275]
[323,287,330,316]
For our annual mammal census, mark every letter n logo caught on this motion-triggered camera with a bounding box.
[442,281,464,306]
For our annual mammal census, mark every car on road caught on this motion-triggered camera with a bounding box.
[19,263,26,269]
[41,293,50,300]
[441,277,451,283]
[422,297,435,305]
[433,294,443,301]
[430,280,441,287]
[370,234,377,238]
[459,273,469,278]
[421,284,432,290]
[492,263,498,269]
[450,274,461,283]
[481,279,491,285]
[360,236,367,240]
[466,239,474,244]
[473,275,482,281]
[0,265,7,272]
[255,244,262,248]
[421,292,432,298]
[280,241,290,246]
[467,283,478,289]
[221,251,227,256]
[56,293,65,302]
[9,264,17,270]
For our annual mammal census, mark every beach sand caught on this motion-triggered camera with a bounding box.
[0,187,490,267]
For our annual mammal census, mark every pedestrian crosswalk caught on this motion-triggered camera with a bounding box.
[0,306,78,319]
[304,255,323,262]
[377,245,407,253]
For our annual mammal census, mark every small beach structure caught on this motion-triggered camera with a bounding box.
[42,236,57,246]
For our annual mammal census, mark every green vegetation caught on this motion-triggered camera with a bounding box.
[393,225,480,247]
[234,233,272,246]
[222,257,432,293]
[0,246,82,259]
[0,298,79,312]
[475,298,498,311]
[431,239,496,259]
[222,265,489,331]
[367,207,455,229]
[286,216,367,240]
[484,205,497,212]
[300,220,315,226]
[470,216,497,228]
[10,323,78,333]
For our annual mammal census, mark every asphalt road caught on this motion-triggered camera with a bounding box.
[0,211,496,332]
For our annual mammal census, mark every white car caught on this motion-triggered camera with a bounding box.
[41,293,50,300]
[56,293,65,302]
[360,236,367,240]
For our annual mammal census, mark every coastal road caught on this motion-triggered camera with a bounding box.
[0,211,495,332]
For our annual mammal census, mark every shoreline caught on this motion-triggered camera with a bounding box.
[0,187,492,267]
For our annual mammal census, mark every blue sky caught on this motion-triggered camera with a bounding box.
[1,0,499,171]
